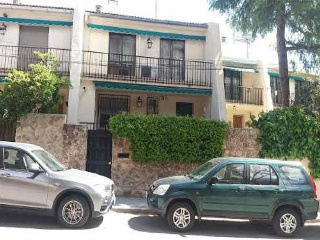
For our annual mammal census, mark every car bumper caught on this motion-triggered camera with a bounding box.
[92,192,116,218]
[146,191,166,217]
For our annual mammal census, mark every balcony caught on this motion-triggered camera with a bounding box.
[0,45,214,89]
[225,85,263,105]
[82,52,213,88]
[0,45,71,76]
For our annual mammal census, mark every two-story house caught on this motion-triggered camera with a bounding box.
[0,3,227,127]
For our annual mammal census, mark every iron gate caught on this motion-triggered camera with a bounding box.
[86,124,112,178]
[85,94,130,179]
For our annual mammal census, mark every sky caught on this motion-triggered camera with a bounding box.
[0,0,279,65]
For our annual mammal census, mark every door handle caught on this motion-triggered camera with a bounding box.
[0,173,12,178]
[235,187,245,192]
[274,189,284,194]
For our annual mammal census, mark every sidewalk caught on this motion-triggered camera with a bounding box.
[112,197,320,223]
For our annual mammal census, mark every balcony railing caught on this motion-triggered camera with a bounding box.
[82,52,213,88]
[0,45,71,76]
[225,85,263,105]
[0,45,214,89]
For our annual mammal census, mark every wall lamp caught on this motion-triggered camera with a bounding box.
[147,37,153,49]
[0,23,7,35]
[137,96,143,107]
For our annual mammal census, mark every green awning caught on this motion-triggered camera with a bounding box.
[0,16,73,26]
[87,24,206,41]
[269,72,304,82]
[224,67,259,73]
[0,77,7,83]
[95,82,211,95]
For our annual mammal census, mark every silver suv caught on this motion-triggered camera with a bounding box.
[0,141,116,228]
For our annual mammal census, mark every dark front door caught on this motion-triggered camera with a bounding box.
[86,125,112,178]
[86,94,130,178]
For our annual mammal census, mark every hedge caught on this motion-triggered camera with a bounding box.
[109,113,229,163]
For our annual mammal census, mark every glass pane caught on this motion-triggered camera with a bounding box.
[214,163,245,184]
[249,164,279,185]
[279,165,308,185]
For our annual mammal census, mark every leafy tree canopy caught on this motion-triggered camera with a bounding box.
[0,51,70,122]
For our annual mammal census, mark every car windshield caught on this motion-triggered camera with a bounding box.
[32,149,67,172]
[188,159,222,180]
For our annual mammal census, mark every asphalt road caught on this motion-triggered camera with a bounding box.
[0,210,320,240]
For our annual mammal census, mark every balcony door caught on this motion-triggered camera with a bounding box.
[160,39,185,81]
[224,69,242,101]
[18,26,49,70]
[108,33,136,76]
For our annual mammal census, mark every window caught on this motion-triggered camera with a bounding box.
[176,102,193,116]
[224,69,242,101]
[108,33,136,76]
[270,76,281,105]
[213,163,245,184]
[2,148,36,171]
[147,97,159,115]
[159,39,185,81]
[279,165,308,185]
[249,164,279,185]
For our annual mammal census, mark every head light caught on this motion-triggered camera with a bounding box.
[153,184,170,195]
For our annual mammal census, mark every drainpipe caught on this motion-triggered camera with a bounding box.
[67,7,84,124]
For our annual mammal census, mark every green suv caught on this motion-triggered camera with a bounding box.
[146,157,319,237]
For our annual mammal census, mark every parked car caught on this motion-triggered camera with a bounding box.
[0,141,116,228]
[146,157,319,237]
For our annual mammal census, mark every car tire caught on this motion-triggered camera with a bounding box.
[166,202,195,232]
[272,208,301,237]
[57,195,90,228]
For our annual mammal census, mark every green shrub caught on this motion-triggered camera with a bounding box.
[248,106,320,177]
[109,113,229,163]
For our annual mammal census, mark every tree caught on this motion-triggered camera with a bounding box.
[0,51,70,122]
[294,76,320,117]
[208,0,320,106]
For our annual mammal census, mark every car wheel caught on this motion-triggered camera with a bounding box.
[166,202,195,232]
[272,208,301,237]
[57,195,90,228]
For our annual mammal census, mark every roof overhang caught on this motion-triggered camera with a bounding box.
[95,82,211,95]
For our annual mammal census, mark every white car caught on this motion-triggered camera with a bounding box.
[0,141,116,228]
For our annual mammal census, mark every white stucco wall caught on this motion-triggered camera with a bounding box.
[79,80,96,123]
[0,8,72,50]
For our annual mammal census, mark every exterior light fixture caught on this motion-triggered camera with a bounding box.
[147,37,153,49]
[137,96,143,107]
[0,23,7,35]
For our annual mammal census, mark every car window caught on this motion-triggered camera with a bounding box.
[279,165,308,185]
[189,158,222,179]
[2,147,38,172]
[249,164,279,185]
[214,163,245,184]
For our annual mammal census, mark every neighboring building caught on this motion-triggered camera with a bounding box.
[0,3,226,126]
[222,57,305,128]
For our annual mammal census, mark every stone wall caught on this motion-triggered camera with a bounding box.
[224,128,261,158]
[16,114,66,162]
[112,128,261,197]
[15,114,87,169]
[63,124,87,170]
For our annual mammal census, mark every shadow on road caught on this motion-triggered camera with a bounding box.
[128,215,320,239]
[0,211,104,230]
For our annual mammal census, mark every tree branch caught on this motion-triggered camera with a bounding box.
[286,44,320,51]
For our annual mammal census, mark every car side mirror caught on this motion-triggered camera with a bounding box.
[29,163,44,173]
[208,176,219,185]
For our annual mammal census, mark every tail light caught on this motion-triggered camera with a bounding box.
[309,175,317,199]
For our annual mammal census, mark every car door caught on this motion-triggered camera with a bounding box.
[0,147,49,208]
[244,163,283,218]
[200,163,247,217]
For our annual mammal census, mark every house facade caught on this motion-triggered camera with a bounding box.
[0,3,305,129]
[0,3,227,126]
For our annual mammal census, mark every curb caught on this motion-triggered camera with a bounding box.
[112,207,320,224]
[111,207,151,215]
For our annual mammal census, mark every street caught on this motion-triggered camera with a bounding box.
[0,210,320,240]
